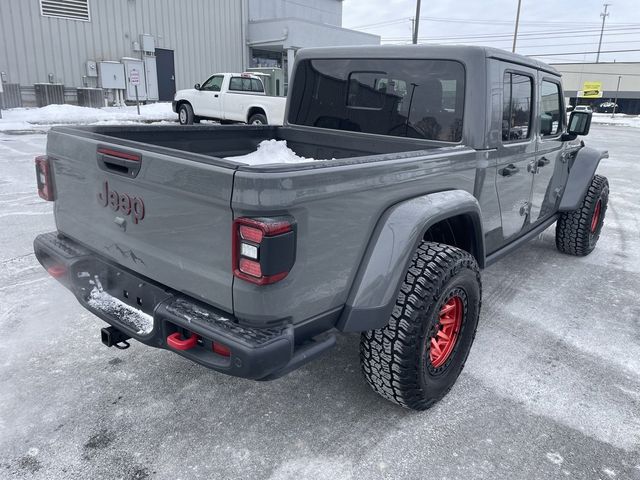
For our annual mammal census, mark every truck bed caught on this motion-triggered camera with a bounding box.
[61,124,447,167]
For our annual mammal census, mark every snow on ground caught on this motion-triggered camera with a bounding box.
[0,126,639,479]
[591,112,640,128]
[0,102,176,131]
[226,139,326,165]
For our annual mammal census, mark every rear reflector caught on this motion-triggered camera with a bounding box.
[46,265,67,279]
[213,342,231,357]
[35,155,55,201]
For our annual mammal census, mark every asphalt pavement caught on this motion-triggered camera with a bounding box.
[0,125,639,480]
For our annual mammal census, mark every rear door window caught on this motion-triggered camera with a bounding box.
[502,73,533,142]
[288,59,465,142]
[540,80,562,136]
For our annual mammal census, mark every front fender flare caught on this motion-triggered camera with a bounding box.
[337,190,484,333]
[559,146,608,211]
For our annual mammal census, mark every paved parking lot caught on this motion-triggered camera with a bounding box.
[0,125,639,479]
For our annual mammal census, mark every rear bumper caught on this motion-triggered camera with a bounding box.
[33,232,335,380]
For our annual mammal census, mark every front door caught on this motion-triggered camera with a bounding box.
[531,76,568,222]
[195,75,224,118]
[156,48,176,101]
[495,65,537,241]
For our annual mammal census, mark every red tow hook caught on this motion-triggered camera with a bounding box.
[167,331,199,350]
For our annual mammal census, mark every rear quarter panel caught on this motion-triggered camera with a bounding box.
[231,147,488,325]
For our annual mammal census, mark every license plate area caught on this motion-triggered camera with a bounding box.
[72,259,171,328]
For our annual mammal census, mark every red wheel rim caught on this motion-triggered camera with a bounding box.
[590,199,602,233]
[429,296,463,368]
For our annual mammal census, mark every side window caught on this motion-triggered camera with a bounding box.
[502,73,533,142]
[201,75,223,92]
[229,77,243,91]
[250,78,264,92]
[540,80,562,136]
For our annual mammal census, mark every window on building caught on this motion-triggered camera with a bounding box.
[540,80,563,136]
[288,59,465,142]
[40,0,90,21]
[502,73,533,142]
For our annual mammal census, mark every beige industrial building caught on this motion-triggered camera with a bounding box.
[552,62,640,114]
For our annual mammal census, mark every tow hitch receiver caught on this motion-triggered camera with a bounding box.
[101,326,131,350]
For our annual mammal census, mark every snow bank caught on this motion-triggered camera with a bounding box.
[591,113,640,128]
[226,139,327,165]
[0,102,176,131]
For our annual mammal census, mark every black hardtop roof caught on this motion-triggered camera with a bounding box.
[295,44,560,76]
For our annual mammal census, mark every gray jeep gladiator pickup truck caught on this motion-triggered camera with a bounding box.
[33,45,608,410]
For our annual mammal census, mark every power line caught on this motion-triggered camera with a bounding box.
[380,25,640,42]
[526,48,640,57]
[352,15,640,30]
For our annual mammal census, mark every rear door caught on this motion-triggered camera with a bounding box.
[495,64,537,240]
[49,131,235,311]
[531,76,568,222]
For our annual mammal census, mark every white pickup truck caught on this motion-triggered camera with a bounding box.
[172,73,286,126]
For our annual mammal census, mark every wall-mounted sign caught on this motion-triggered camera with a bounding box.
[578,81,603,98]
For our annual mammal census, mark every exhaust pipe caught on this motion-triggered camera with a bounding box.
[101,326,131,350]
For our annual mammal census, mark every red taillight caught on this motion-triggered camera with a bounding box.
[239,225,264,243]
[239,257,262,277]
[232,217,296,285]
[35,155,55,201]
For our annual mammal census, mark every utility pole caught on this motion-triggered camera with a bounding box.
[611,75,621,118]
[512,0,522,53]
[596,3,611,63]
[412,0,421,44]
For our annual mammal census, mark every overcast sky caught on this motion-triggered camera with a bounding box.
[342,0,640,63]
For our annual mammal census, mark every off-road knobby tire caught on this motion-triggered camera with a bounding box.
[360,242,481,410]
[556,174,609,256]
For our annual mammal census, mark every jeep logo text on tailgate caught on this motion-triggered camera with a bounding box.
[97,180,145,224]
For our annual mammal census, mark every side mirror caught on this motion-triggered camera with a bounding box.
[194,83,201,90]
[566,105,574,113]
[562,111,592,141]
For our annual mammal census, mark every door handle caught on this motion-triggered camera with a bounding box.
[537,157,550,167]
[214,94,219,98]
[499,164,519,177]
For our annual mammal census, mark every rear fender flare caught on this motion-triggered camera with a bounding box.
[337,190,484,332]
[559,146,608,211]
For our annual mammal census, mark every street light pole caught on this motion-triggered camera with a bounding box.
[612,75,621,118]
[512,0,522,53]
[412,0,421,44]
[596,3,611,63]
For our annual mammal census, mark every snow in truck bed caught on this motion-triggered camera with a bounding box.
[225,139,328,165]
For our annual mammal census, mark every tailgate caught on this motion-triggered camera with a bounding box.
[47,129,236,312]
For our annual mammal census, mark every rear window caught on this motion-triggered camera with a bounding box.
[288,59,465,142]
[229,77,264,92]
